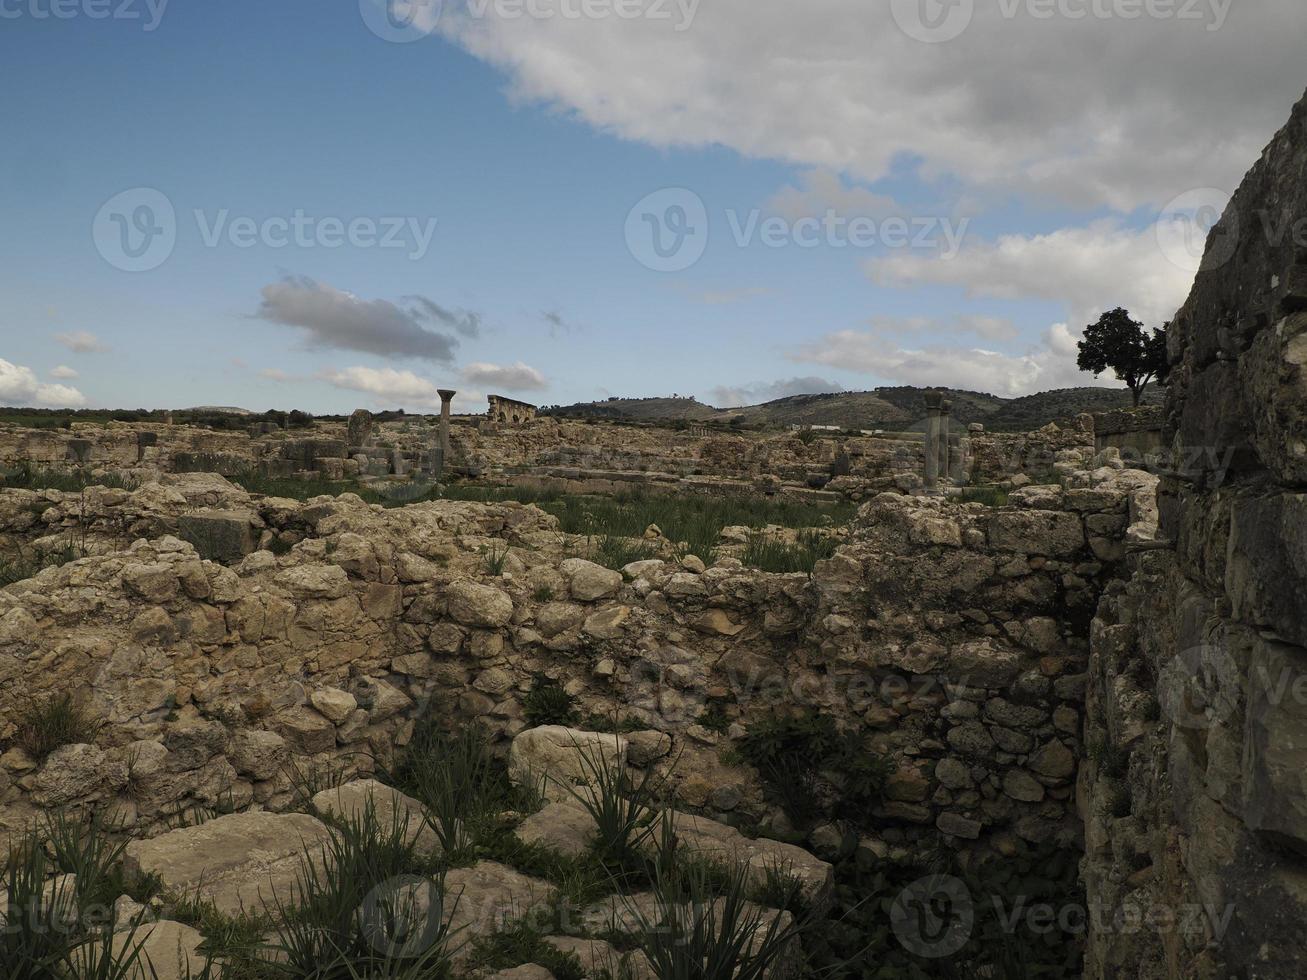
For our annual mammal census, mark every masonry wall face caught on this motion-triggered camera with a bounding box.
[1080,90,1307,979]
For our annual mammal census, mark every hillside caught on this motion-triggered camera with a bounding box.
[545,385,1164,432]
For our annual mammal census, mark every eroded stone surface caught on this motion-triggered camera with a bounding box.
[123,811,333,916]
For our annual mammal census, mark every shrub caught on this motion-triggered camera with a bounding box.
[14,691,102,761]
[736,712,893,828]
[263,803,458,976]
[633,819,804,980]
[563,739,667,876]
[386,721,513,858]
[523,677,580,728]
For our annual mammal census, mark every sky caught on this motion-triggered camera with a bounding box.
[1,0,1304,415]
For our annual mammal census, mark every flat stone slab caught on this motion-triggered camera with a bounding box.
[514,800,596,858]
[109,919,212,980]
[513,803,832,914]
[311,779,442,857]
[509,727,629,802]
[443,861,558,963]
[655,812,834,913]
[544,935,654,980]
[123,811,333,917]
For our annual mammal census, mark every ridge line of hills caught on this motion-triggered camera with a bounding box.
[541,385,1164,433]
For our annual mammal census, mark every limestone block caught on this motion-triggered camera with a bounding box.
[123,811,333,917]
[446,580,514,628]
[508,726,628,802]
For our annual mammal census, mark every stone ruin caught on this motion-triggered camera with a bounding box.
[487,394,538,425]
[2,88,1306,980]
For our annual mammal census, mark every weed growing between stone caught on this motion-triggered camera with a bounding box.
[1,819,170,980]
[522,677,581,728]
[735,711,895,830]
[740,529,838,574]
[13,691,104,762]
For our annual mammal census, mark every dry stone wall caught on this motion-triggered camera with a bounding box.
[1080,89,1307,979]
[1,461,1145,866]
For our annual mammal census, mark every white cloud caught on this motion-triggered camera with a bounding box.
[708,376,845,408]
[320,366,448,410]
[320,366,492,414]
[54,330,108,354]
[789,324,1091,397]
[49,365,79,380]
[461,361,548,392]
[0,358,87,407]
[868,314,1020,343]
[432,2,1305,212]
[765,169,899,222]
[868,218,1196,331]
[259,368,294,383]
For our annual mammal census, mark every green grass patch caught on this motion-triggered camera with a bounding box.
[739,529,837,574]
[11,691,102,761]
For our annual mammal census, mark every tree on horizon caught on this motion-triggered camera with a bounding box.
[1077,308,1169,406]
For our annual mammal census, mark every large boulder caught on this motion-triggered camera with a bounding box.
[446,581,514,628]
[508,726,628,802]
[123,811,333,917]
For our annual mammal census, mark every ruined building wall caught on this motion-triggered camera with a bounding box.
[1081,89,1307,978]
[0,470,1146,860]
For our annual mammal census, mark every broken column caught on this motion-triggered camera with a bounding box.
[434,389,456,477]
[923,390,943,490]
[347,409,375,450]
[939,399,952,483]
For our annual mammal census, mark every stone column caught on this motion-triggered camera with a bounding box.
[923,390,943,490]
[435,389,456,477]
[939,399,952,484]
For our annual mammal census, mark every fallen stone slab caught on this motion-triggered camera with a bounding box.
[513,800,596,858]
[108,919,214,980]
[544,935,654,980]
[310,779,441,857]
[123,811,333,917]
[443,861,558,964]
[508,726,629,802]
[487,966,555,980]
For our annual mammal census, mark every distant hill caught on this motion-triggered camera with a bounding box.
[544,385,1164,432]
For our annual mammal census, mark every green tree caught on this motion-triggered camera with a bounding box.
[1077,308,1168,406]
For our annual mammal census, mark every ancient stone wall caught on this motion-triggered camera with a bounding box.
[1080,89,1307,979]
[1,464,1145,863]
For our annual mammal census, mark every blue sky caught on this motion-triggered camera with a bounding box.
[1,0,1303,413]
